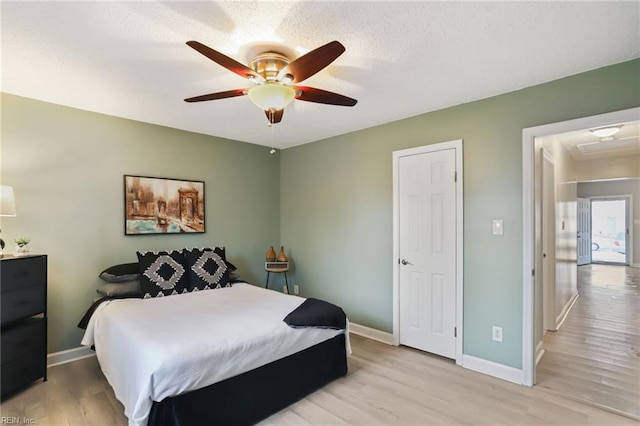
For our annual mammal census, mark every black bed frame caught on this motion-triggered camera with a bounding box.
[147,333,347,426]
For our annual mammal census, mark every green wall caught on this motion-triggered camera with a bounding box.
[2,59,638,367]
[280,59,640,369]
[1,93,281,353]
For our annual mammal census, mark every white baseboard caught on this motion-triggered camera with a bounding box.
[349,322,394,345]
[555,292,579,330]
[632,263,640,268]
[462,354,524,385]
[47,346,95,367]
[349,324,525,386]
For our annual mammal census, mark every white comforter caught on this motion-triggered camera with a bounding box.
[81,283,349,426]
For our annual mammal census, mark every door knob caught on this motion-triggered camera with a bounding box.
[400,259,412,265]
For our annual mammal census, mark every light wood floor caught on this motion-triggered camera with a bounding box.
[536,264,640,420]
[2,334,638,425]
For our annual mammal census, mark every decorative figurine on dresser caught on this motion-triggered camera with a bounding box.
[1,254,48,398]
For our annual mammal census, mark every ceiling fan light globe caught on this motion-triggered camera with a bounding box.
[248,83,295,111]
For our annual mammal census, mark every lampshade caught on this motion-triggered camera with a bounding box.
[0,185,16,216]
[248,83,295,111]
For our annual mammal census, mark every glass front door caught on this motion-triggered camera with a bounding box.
[591,198,628,265]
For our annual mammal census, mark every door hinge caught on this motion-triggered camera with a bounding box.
[454,171,457,183]
[532,269,535,277]
[454,327,457,337]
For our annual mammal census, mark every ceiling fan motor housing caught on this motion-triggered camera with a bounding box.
[249,52,290,82]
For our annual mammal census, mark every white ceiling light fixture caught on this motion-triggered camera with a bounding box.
[590,125,622,138]
[247,83,296,111]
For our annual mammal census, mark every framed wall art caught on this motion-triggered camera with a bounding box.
[124,175,205,235]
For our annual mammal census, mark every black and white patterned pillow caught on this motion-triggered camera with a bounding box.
[183,247,230,291]
[137,250,190,299]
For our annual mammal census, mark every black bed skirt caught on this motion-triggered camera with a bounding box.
[148,333,348,426]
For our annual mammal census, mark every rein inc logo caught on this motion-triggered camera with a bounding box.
[0,418,34,425]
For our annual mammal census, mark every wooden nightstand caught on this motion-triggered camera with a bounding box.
[1,254,48,398]
[265,262,289,293]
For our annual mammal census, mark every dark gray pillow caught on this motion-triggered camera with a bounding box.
[96,280,142,297]
[99,262,139,283]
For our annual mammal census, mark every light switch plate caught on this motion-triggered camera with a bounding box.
[492,219,504,235]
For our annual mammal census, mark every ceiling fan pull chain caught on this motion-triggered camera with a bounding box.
[269,112,276,154]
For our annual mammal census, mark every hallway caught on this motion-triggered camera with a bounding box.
[536,264,640,419]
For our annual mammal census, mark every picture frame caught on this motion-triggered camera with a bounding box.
[124,175,205,235]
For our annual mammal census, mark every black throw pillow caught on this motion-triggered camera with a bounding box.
[137,250,189,299]
[183,247,230,291]
[99,262,139,283]
[283,298,347,330]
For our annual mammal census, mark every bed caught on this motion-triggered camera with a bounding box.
[81,282,350,426]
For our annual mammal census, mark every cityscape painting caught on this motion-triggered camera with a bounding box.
[124,175,205,235]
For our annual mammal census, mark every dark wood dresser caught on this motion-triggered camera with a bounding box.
[1,254,47,398]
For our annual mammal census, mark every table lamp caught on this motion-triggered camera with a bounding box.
[0,185,17,256]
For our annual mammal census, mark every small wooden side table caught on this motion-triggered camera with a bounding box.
[265,262,289,293]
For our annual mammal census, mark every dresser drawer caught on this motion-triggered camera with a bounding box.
[0,351,46,398]
[0,255,47,293]
[1,318,46,364]
[1,286,46,325]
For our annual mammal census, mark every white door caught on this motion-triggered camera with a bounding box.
[576,198,591,266]
[398,148,457,359]
[541,149,557,332]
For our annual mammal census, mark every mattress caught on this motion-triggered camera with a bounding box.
[81,283,349,426]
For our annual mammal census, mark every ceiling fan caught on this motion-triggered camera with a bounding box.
[184,40,357,124]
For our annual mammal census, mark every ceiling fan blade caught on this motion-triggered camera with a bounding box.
[279,41,345,83]
[186,41,264,82]
[184,88,247,103]
[265,109,284,124]
[294,86,357,107]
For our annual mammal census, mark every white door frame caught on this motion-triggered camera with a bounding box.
[392,139,464,366]
[521,107,639,386]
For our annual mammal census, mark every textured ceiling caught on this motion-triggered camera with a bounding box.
[2,1,639,149]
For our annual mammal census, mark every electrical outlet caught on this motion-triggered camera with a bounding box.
[283,285,289,294]
[293,285,300,295]
[492,326,503,342]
